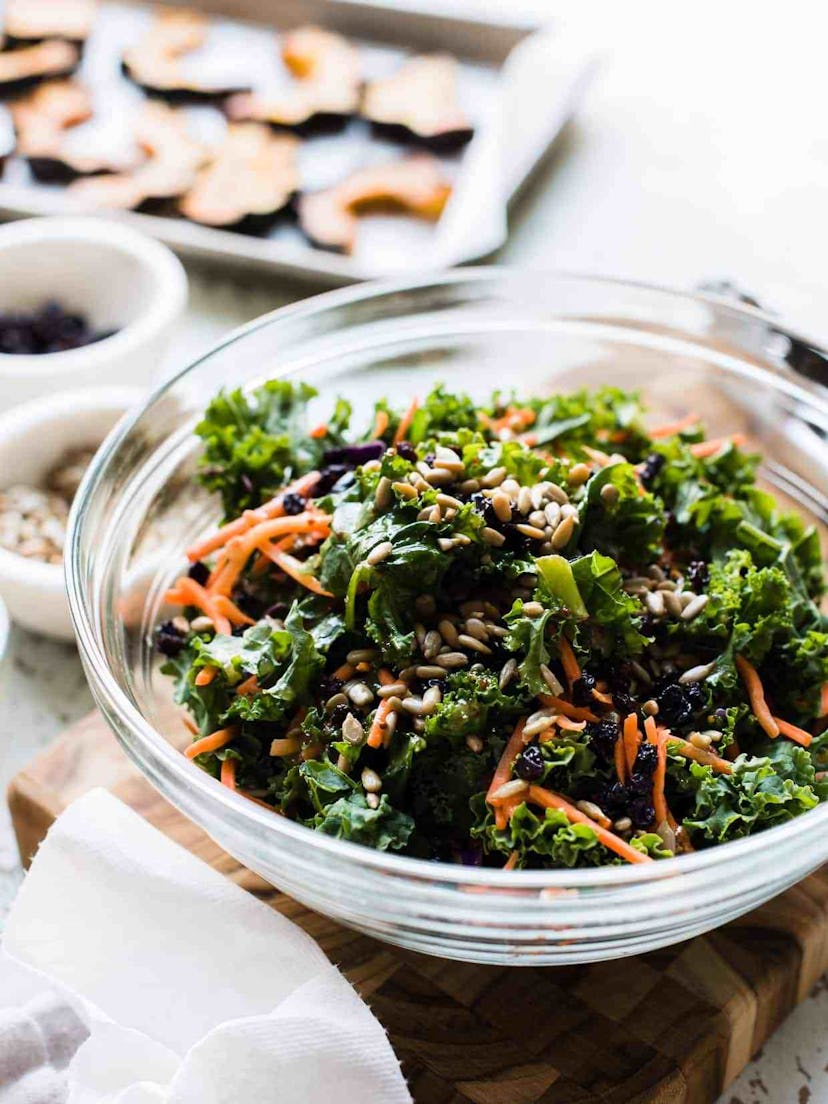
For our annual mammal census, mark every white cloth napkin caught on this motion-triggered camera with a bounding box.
[0,789,411,1104]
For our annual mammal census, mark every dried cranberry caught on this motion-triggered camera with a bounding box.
[281,492,307,516]
[470,492,496,526]
[656,682,693,726]
[330,703,349,727]
[572,667,597,706]
[317,464,353,493]
[156,620,185,656]
[629,798,655,829]
[639,453,665,486]
[514,745,544,781]
[187,560,210,586]
[585,717,618,761]
[633,742,658,776]
[601,782,629,817]
[686,560,709,593]
[396,441,417,462]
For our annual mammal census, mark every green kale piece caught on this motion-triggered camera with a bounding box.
[578,461,664,564]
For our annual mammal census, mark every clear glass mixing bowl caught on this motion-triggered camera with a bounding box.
[67,270,828,965]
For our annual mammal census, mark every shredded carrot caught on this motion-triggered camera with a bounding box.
[181,714,198,735]
[270,736,302,757]
[213,594,256,626]
[773,717,813,748]
[195,667,216,687]
[521,432,538,447]
[185,471,320,562]
[220,757,237,790]
[165,577,232,635]
[333,662,355,681]
[235,674,259,696]
[309,423,328,439]
[184,726,235,760]
[210,512,331,596]
[645,716,668,825]
[503,851,519,871]
[558,637,581,689]
[527,786,652,864]
[650,412,698,438]
[591,688,614,706]
[367,698,394,749]
[373,409,390,438]
[665,734,734,774]
[487,719,527,830]
[261,546,334,597]
[614,732,627,784]
[537,695,599,723]
[492,405,536,434]
[393,397,419,444]
[623,713,641,774]
[377,668,395,686]
[690,434,747,459]
[735,655,779,738]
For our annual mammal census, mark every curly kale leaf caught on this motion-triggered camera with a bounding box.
[310,793,414,851]
[578,461,664,564]
[569,551,649,655]
[195,380,351,516]
[683,754,821,842]
[407,384,479,443]
[522,386,650,460]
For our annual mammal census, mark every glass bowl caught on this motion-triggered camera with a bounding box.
[67,270,828,965]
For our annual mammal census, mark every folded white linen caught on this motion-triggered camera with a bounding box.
[0,789,411,1104]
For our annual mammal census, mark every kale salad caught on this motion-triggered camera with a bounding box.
[158,381,828,869]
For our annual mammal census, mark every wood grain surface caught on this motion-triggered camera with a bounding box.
[8,711,828,1104]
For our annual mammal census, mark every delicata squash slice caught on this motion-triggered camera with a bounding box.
[123,7,249,100]
[226,25,361,132]
[361,54,473,150]
[69,100,208,209]
[298,154,451,253]
[3,0,97,47]
[0,38,79,96]
[178,122,298,230]
[12,79,139,181]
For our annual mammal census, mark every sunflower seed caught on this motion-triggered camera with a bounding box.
[438,537,456,552]
[423,629,443,659]
[600,483,619,508]
[401,695,426,715]
[642,699,659,716]
[466,734,484,753]
[375,477,392,509]
[326,692,349,710]
[528,509,547,529]
[524,712,556,737]
[551,514,576,549]
[429,505,443,524]
[546,483,570,505]
[378,681,408,699]
[392,481,417,499]
[436,651,469,669]
[569,462,591,486]
[459,478,480,494]
[492,491,512,523]
[689,732,713,749]
[540,663,565,695]
[342,713,365,745]
[438,618,460,646]
[348,682,375,708]
[190,616,214,633]
[463,617,488,641]
[679,661,716,684]
[490,779,529,802]
[482,526,506,547]
[614,816,632,832]
[681,594,709,620]
[517,486,533,515]
[436,493,463,510]
[458,633,492,655]
[501,479,521,498]
[521,601,544,617]
[361,767,383,793]
[415,665,447,679]
[347,647,378,664]
[423,685,443,708]
[577,800,607,822]
[663,591,683,617]
[499,658,517,689]
[516,522,546,540]
[481,466,507,488]
[645,590,666,617]
[647,564,666,582]
[366,792,380,809]
[543,501,561,527]
[560,502,578,519]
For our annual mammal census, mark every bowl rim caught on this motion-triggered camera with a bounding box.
[66,266,828,889]
[0,216,187,375]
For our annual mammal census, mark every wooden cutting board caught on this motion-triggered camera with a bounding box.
[8,712,828,1104]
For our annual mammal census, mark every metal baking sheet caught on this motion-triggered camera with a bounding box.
[0,0,596,284]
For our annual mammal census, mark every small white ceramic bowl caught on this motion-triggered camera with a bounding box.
[0,217,187,410]
[0,386,143,640]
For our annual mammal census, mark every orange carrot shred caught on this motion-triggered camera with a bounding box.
[623,713,641,774]
[735,655,779,738]
[195,667,216,687]
[373,409,390,438]
[263,547,334,597]
[333,662,355,681]
[690,434,747,458]
[165,576,232,635]
[235,674,259,697]
[367,698,394,749]
[309,423,328,439]
[213,594,256,626]
[487,719,527,830]
[377,668,395,686]
[503,851,519,871]
[537,695,599,723]
[393,397,419,444]
[558,637,581,689]
[650,412,698,438]
[645,716,668,825]
[591,688,614,706]
[614,731,627,785]
[527,786,652,864]
[220,757,237,790]
[185,471,320,562]
[184,726,235,760]
[665,733,734,774]
[773,717,813,748]
[556,716,586,732]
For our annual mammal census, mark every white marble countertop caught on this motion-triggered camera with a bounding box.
[1,0,827,1097]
